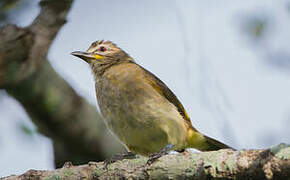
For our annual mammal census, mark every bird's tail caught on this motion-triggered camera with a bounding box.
[202,135,234,151]
[186,129,235,151]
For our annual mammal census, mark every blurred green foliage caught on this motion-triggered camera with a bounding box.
[0,0,20,22]
[242,16,268,40]
[239,4,290,72]
[18,121,36,137]
[0,0,19,11]
[0,0,31,25]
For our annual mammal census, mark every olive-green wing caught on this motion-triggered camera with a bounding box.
[139,65,195,130]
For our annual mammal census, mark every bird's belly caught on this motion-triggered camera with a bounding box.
[99,96,188,155]
[103,107,169,155]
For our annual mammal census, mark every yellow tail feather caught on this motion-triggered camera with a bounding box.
[186,129,234,151]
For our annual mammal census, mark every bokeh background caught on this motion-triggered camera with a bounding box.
[1,0,290,177]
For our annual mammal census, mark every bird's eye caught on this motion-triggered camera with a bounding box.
[99,46,106,52]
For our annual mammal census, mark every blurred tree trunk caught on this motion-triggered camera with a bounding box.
[0,0,124,168]
[2,145,290,180]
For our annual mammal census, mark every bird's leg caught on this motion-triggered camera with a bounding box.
[146,144,175,165]
[103,151,136,169]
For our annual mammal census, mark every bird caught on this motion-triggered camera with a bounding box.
[71,40,234,163]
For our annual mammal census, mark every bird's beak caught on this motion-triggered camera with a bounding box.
[71,51,104,63]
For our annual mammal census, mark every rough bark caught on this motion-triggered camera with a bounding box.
[0,0,124,167]
[2,144,290,180]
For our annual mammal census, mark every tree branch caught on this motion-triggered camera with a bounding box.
[0,0,124,167]
[2,144,290,180]
[5,60,124,167]
[0,0,73,87]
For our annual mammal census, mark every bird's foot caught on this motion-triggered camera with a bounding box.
[103,152,136,169]
[146,144,175,165]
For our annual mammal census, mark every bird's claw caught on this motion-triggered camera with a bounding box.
[103,152,136,170]
[146,144,175,165]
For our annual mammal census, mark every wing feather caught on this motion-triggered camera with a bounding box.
[138,65,195,130]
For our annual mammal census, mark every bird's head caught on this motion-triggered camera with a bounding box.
[71,40,134,67]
